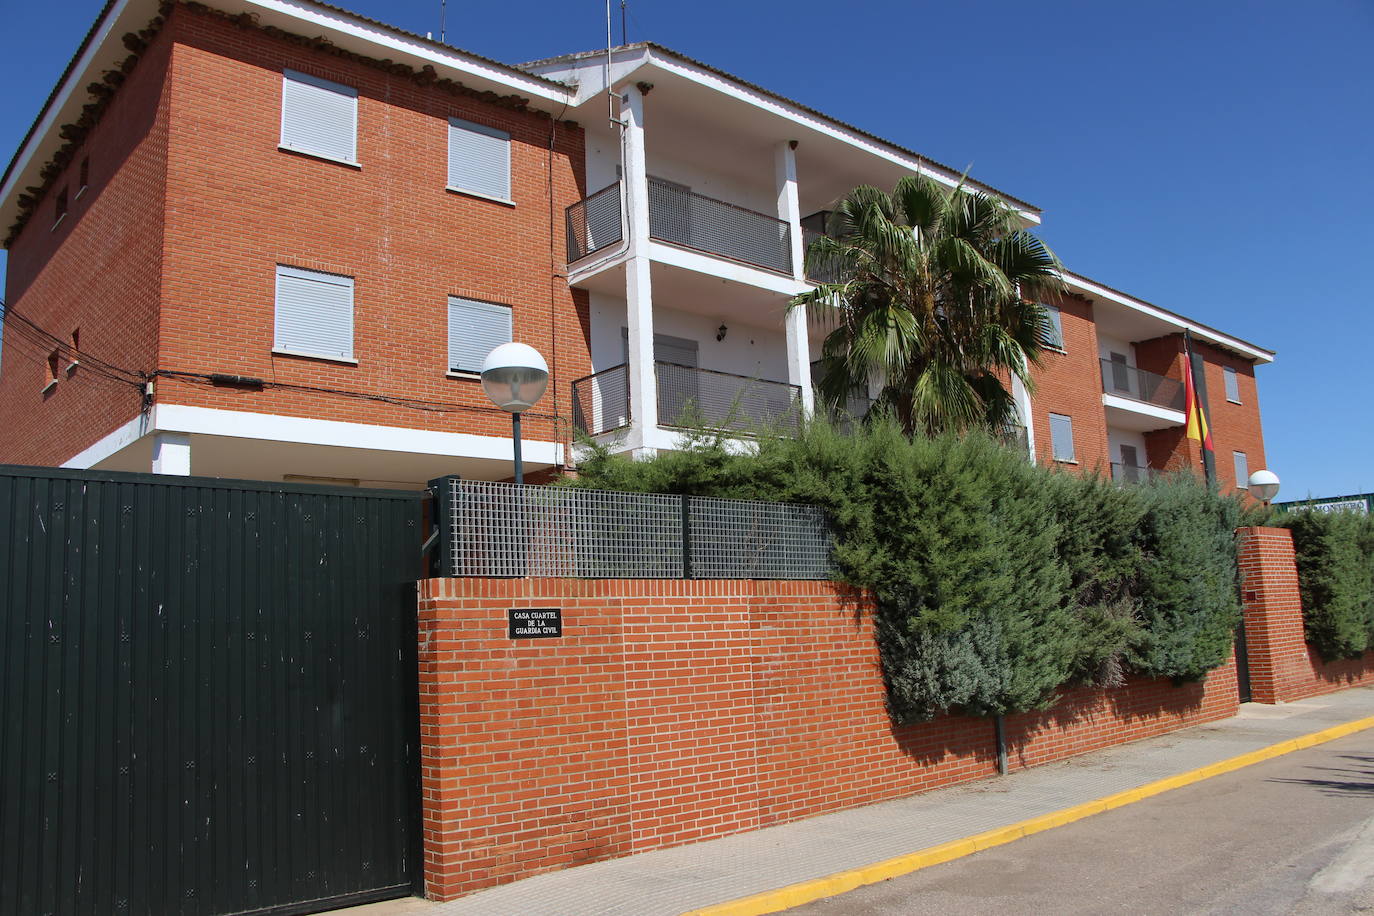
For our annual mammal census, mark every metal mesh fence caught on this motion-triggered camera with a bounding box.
[656,362,801,434]
[687,497,832,579]
[566,182,623,262]
[443,478,683,578]
[572,363,631,436]
[434,478,832,579]
[648,178,792,274]
[1099,358,1186,411]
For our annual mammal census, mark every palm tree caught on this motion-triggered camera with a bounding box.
[793,174,1063,437]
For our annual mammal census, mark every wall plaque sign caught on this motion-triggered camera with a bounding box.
[508,608,562,639]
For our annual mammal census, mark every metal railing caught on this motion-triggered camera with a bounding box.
[656,361,802,433]
[566,182,623,262]
[648,178,792,274]
[1111,462,1157,485]
[802,228,849,284]
[1099,359,1186,412]
[572,363,631,436]
[999,423,1030,455]
[430,477,832,579]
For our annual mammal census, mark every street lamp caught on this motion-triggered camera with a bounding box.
[1248,469,1281,505]
[480,342,549,485]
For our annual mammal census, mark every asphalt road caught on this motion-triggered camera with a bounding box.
[789,731,1374,915]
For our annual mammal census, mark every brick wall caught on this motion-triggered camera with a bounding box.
[1237,526,1374,701]
[416,577,1240,900]
[1028,292,1110,472]
[0,26,172,466]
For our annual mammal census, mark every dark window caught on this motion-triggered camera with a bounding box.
[54,187,69,227]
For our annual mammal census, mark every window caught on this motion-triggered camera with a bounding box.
[280,70,358,165]
[76,158,89,198]
[447,117,511,202]
[66,328,80,375]
[1224,366,1241,403]
[1234,451,1249,489]
[1049,413,1075,462]
[53,186,69,228]
[1040,304,1065,350]
[448,297,511,374]
[274,265,354,361]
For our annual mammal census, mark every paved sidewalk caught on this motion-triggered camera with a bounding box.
[340,687,1374,916]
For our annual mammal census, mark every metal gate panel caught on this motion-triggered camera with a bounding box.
[0,466,422,916]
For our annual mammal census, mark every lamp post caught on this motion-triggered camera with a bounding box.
[480,343,549,485]
[1248,469,1281,507]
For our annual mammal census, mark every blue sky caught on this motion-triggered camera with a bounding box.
[1,0,1371,498]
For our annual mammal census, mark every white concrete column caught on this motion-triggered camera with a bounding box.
[151,432,191,476]
[1012,372,1037,464]
[776,141,814,417]
[621,83,659,440]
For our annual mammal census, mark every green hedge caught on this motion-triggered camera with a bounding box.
[1273,510,1374,660]
[569,417,1243,721]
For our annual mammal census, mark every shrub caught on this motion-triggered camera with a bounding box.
[567,416,1244,720]
[1276,510,1374,659]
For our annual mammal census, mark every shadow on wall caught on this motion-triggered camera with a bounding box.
[1309,647,1374,689]
[883,668,1223,775]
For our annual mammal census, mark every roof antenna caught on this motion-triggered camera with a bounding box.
[621,0,628,45]
[439,0,447,43]
[605,0,624,128]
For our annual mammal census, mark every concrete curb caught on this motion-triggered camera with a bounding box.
[680,714,1374,916]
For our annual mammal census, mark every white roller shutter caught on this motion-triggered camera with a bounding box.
[1049,413,1075,462]
[281,70,358,165]
[274,265,354,360]
[447,118,511,201]
[449,298,512,373]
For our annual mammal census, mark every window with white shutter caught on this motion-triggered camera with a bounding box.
[1224,366,1241,403]
[448,297,512,374]
[280,70,358,165]
[1049,413,1075,462]
[447,118,511,202]
[274,265,355,361]
[1234,451,1249,489]
[1040,304,1065,350]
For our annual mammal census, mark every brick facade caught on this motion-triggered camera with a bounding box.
[0,27,172,466]
[0,3,590,467]
[416,576,1239,901]
[1236,526,1374,702]
[1029,292,1111,471]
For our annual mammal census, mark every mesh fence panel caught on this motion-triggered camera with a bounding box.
[566,182,623,262]
[440,480,832,579]
[656,362,801,434]
[688,496,832,579]
[572,364,631,436]
[647,178,792,274]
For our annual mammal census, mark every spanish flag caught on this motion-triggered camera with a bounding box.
[1183,348,1213,451]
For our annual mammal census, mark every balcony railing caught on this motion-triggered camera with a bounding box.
[1111,462,1157,485]
[566,182,623,262]
[571,362,803,437]
[1099,359,1186,412]
[802,228,849,284]
[566,179,795,274]
[571,364,632,437]
[657,362,802,433]
[999,423,1030,455]
[648,179,792,274]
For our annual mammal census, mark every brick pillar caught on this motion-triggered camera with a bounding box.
[1235,527,1308,703]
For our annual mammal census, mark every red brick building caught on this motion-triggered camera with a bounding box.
[1,2,1272,490]
[0,0,589,486]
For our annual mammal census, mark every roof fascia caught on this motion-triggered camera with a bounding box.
[1063,271,1275,364]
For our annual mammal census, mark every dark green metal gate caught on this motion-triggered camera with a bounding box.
[0,465,423,916]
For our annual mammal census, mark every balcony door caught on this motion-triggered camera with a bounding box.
[1120,444,1142,482]
[622,329,700,426]
[1109,352,1133,395]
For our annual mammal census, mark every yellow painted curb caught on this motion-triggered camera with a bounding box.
[681,714,1374,916]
